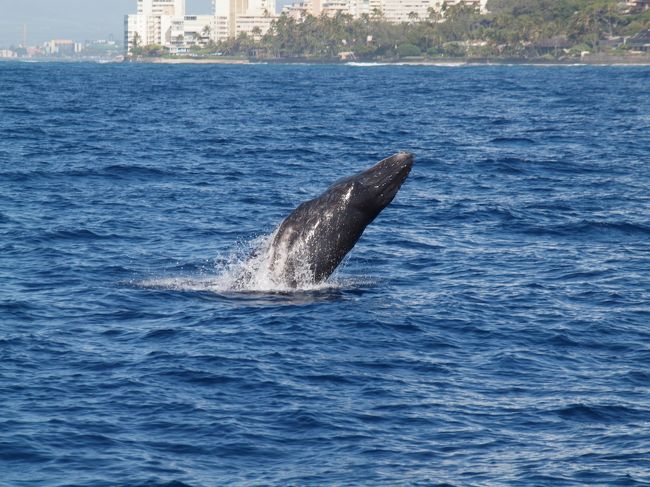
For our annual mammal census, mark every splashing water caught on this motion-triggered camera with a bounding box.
[136,231,346,294]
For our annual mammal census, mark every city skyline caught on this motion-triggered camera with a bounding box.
[0,0,216,46]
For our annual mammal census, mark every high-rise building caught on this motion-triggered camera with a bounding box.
[282,0,487,21]
[212,0,231,40]
[126,0,216,53]
[125,0,186,50]
[137,0,185,16]
[380,0,430,22]
[214,0,277,41]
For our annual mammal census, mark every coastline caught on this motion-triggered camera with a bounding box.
[129,55,650,66]
[131,57,249,64]
[3,55,648,66]
[390,54,650,66]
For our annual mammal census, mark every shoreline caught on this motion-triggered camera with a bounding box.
[130,57,249,64]
[3,56,649,66]
[390,57,650,66]
[132,55,650,66]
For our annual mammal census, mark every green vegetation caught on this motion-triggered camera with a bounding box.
[132,0,650,61]
[397,43,422,57]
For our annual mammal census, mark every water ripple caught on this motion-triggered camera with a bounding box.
[1,63,650,486]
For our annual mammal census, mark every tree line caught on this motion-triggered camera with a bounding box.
[134,0,650,60]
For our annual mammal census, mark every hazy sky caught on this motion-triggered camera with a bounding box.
[0,0,214,46]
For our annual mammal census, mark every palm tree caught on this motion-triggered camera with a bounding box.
[251,26,263,41]
[130,32,142,56]
[427,6,441,24]
[202,25,212,41]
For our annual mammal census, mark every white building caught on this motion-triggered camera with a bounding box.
[125,0,279,54]
[348,0,371,17]
[138,0,185,16]
[0,49,18,58]
[322,0,353,16]
[165,15,215,49]
[447,0,488,14]
[213,0,231,41]
[125,1,184,50]
[217,0,277,40]
[282,1,312,18]
[236,16,276,39]
[126,0,210,53]
[247,0,276,16]
[381,0,431,22]
[282,0,486,21]
[282,0,370,18]
[211,0,278,41]
[384,0,489,19]
[44,39,75,55]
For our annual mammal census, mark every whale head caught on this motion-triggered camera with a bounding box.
[331,151,414,218]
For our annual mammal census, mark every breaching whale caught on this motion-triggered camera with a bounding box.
[245,152,413,289]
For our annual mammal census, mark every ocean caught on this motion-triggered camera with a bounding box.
[1,62,649,486]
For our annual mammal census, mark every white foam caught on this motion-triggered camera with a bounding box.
[135,232,350,294]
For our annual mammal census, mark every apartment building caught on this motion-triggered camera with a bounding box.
[125,0,278,53]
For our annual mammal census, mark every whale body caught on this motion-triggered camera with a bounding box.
[249,152,413,288]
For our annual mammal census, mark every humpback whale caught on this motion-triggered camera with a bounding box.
[245,152,413,289]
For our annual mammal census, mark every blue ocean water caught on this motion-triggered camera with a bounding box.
[1,62,650,486]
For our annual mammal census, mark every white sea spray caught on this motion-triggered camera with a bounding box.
[136,230,342,293]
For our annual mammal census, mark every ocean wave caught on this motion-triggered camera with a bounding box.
[552,403,647,423]
[3,63,650,486]
[42,228,117,241]
[490,136,537,146]
[522,220,650,238]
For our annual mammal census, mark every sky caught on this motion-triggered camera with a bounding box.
[0,0,214,46]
